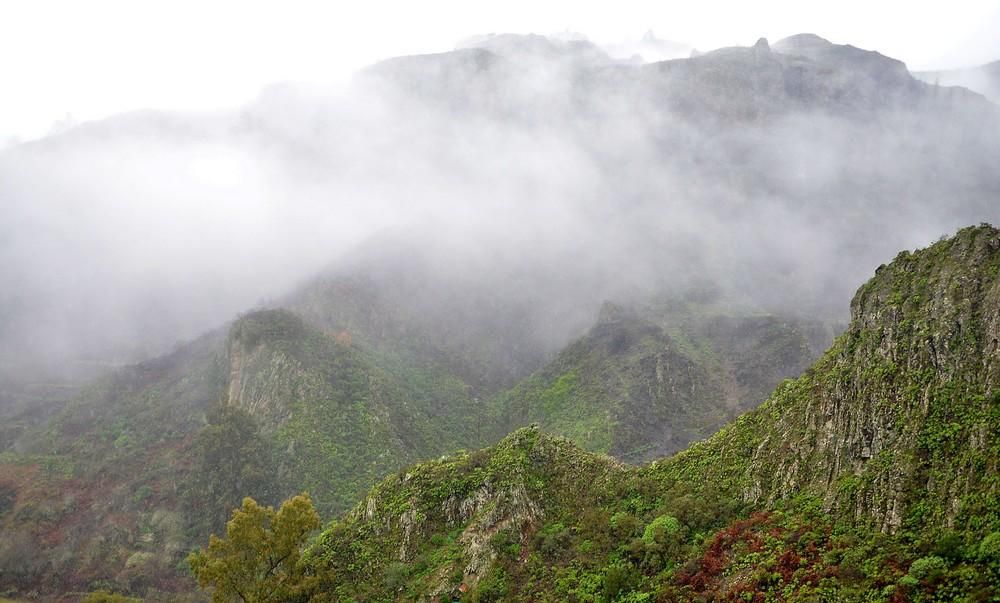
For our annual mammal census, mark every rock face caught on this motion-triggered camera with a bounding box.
[220,308,499,516]
[773,33,909,82]
[660,224,1000,533]
[226,310,309,427]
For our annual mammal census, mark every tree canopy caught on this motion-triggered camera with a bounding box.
[188,493,321,603]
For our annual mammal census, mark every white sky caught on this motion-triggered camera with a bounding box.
[2,0,999,144]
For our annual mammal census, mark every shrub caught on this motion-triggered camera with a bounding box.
[642,514,680,545]
[188,493,321,602]
[384,562,410,591]
[602,562,641,603]
[907,555,948,582]
[977,532,1000,567]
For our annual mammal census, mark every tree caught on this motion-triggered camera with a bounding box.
[188,493,321,603]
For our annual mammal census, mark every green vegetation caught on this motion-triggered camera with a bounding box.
[189,404,280,532]
[0,307,497,597]
[188,494,320,603]
[493,304,823,461]
[4,225,1000,601]
[297,225,1000,601]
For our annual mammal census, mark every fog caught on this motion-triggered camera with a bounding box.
[2,32,999,386]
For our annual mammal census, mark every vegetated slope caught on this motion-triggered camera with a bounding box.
[0,281,830,600]
[284,235,836,463]
[656,223,1000,531]
[222,309,490,514]
[309,225,1000,602]
[0,259,835,602]
[493,301,829,461]
[3,31,1000,599]
[0,329,227,599]
[284,256,560,397]
[0,309,490,599]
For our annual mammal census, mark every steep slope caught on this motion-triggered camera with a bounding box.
[494,302,828,460]
[222,310,489,514]
[0,259,836,601]
[0,329,227,598]
[285,259,562,397]
[0,292,832,600]
[655,224,1000,532]
[309,225,1000,602]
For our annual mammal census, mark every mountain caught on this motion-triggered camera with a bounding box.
[493,301,829,460]
[308,224,1000,601]
[0,308,490,597]
[655,223,1000,529]
[0,276,826,599]
[3,33,999,393]
[915,59,1000,104]
[4,32,1000,600]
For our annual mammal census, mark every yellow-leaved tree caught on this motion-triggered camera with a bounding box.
[188,493,321,602]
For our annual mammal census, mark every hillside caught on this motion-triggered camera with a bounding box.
[308,224,1000,602]
[493,302,828,460]
[0,309,491,598]
[654,224,1000,529]
[0,285,824,599]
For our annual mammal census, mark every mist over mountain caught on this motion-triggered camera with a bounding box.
[3,26,1000,601]
[915,59,1000,103]
[2,33,998,393]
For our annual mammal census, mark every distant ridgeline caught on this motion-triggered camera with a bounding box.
[310,224,1000,601]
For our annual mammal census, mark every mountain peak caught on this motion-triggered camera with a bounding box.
[595,301,633,324]
[773,32,832,51]
[773,32,911,82]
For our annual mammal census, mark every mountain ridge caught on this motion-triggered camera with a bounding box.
[308,224,1000,601]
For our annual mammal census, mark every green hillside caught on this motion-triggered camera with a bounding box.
[0,309,490,598]
[493,302,827,460]
[6,223,997,601]
[0,294,826,599]
[307,224,1000,602]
